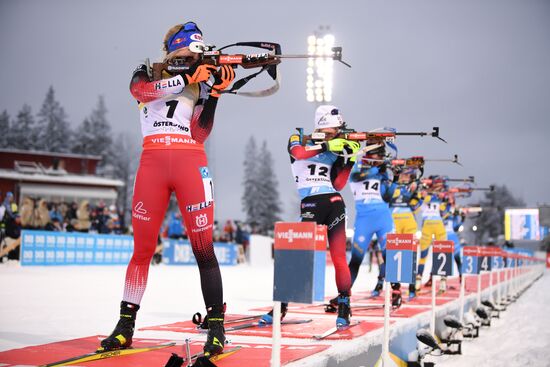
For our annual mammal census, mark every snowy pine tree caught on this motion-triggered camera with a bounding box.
[36,86,72,152]
[242,136,262,228]
[72,96,113,164]
[0,110,10,148]
[88,96,113,162]
[71,118,95,155]
[110,132,139,217]
[9,105,37,150]
[242,137,282,234]
[256,141,282,233]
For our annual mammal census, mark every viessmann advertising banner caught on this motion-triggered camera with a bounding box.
[504,208,540,241]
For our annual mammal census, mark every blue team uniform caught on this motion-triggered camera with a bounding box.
[348,163,396,286]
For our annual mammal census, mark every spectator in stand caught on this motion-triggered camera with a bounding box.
[51,217,63,231]
[242,223,251,258]
[36,199,51,229]
[97,206,113,234]
[234,221,243,245]
[1,192,20,240]
[65,218,77,232]
[67,202,78,221]
[118,209,127,234]
[58,202,69,220]
[1,192,17,221]
[0,192,21,261]
[213,220,222,242]
[167,212,184,239]
[0,202,5,228]
[75,200,91,232]
[223,220,235,242]
[20,197,35,228]
[234,220,249,259]
[109,205,122,234]
[49,203,63,224]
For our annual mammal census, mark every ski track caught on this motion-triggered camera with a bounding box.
[1,261,548,367]
[0,260,378,351]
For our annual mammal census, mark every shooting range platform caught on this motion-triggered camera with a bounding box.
[0,267,541,367]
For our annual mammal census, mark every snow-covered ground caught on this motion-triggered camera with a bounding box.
[438,270,550,367]
[0,260,548,366]
[0,259,377,352]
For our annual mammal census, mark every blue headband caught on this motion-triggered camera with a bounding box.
[166,22,204,53]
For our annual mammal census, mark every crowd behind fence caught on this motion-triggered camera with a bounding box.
[0,192,253,262]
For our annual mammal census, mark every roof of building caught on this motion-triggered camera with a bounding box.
[0,169,124,187]
[0,148,102,160]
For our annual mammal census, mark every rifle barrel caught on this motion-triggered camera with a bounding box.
[424,158,457,162]
[395,132,428,136]
[276,54,335,58]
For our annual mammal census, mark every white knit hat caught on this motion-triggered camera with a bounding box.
[314,105,344,129]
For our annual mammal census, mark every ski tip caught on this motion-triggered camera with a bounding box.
[209,346,243,362]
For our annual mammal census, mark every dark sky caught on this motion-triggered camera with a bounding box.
[1,0,550,222]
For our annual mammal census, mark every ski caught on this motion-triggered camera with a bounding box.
[182,346,242,364]
[226,318,312,332]
[225,315,263,325]
[193,312,263,329]
[360,293,382,301]
[324,293,381,312]
[313,321,362,340]
[325,302,384,313]
[39,342,175,367]
[354,304,384,310]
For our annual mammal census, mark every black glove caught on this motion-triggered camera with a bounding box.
[131,64,150,83]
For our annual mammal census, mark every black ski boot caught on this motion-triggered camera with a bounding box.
[391,283,402,308]
[203,304,226,357]
[100,301,139,351]
[336,293,351,329]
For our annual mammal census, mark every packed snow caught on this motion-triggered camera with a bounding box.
[0,259,548,366]
[0,259,377,352]
[437,270,550,367]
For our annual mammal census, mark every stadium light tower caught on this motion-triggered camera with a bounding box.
[306,26,335,103]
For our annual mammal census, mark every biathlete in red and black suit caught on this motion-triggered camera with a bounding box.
[100,21,235,357]
[261,105,360,329]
